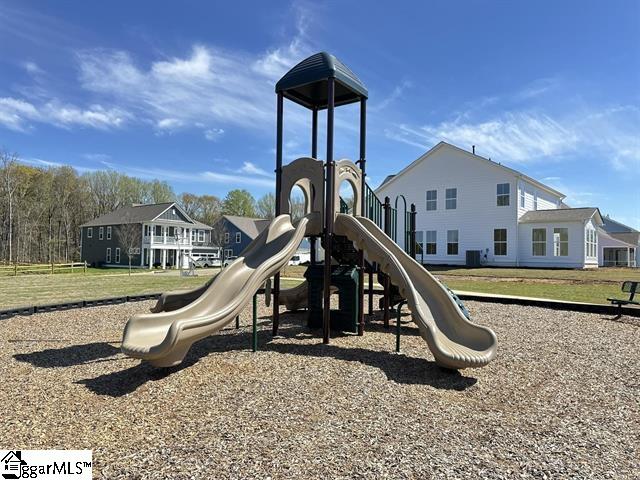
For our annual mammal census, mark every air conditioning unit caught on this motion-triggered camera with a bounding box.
[465,250,482,267]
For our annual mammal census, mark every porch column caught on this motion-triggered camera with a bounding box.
[140,247,144,267]
[161,249,167,269]
[163,226,167,244]
[149,248,154,269]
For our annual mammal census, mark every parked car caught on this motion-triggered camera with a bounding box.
[191,253,221,268]
[193,257,215,268]
[223,256,238,267]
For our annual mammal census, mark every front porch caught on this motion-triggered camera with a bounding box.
[602,247,637,267]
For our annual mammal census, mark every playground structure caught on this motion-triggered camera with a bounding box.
[121,52,497,369]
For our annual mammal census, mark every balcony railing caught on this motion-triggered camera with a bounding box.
[143,235,190,245]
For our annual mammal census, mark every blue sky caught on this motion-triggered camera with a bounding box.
[1,1,639,227]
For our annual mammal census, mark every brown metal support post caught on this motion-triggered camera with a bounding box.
[323,78,335,344]
[273,92,283,336]
[383,196,391,327]
[357,98,367,335]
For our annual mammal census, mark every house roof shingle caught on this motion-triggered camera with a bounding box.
[223,215,270,239]
[519,207,603,224]
[81,203,175,227]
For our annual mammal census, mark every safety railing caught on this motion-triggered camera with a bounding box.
[364,182,384,230]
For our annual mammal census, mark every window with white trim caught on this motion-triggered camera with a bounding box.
[224,232,230,244]
[198,230,205,242]
[425,230,437,255]
[426,190,437,211]
[87,227,93,239]
[532,228,546,256]
[553,228,569,256]
[106,226,112,240]
[106,247,112,263]
[99,227,104,240]
[445,188,457,210]
[520,189,525,208]
[415,231,423,256]
[447,230,459,255]
[224,249,233,258]
[235,232,241,243]
[115,247,121,263]
[585,228,597,258]
[494,229,507,256]
[497,183,510,206]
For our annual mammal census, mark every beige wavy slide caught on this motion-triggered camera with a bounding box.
[334,213,497,369]
[121,214,310,367]
[151,277,307,313]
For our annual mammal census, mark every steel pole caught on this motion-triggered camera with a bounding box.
[323,78,335,344]
[273,93,283,336]
[252,293,258,352]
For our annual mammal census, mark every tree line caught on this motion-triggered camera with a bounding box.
[0,150,289,264]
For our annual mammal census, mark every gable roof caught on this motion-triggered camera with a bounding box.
[519,207,603,225]
[375,141,565,199]
[81,202,195,227]
[601,215,638,234]
[222,215,270,239]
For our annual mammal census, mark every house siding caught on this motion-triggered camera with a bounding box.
[517,179,561,218]
[377,145,520,266]
[219,219,255,257]
[517,221,588,268]
[81,224,142,266]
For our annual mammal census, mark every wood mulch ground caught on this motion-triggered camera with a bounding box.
[1,297,638,479]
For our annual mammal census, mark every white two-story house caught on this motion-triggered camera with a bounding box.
[375,141,604,269]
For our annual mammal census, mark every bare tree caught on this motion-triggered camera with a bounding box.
[1,150,19,263]
[117,219,141,275]
[210,220,228,265]
[256,193,275,220]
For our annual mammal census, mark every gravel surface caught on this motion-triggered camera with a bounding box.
[0,298,638,479]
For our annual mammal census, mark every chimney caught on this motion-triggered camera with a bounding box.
[472,145,475,155]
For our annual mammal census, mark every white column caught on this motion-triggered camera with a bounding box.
[140,247,144,266]
[163,226,167,244]
[149,248,154,269]
[161,249,167,269]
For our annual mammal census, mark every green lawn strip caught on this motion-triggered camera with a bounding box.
[443,279,618,304]
[0,272,303,310]
[428,266,638,283]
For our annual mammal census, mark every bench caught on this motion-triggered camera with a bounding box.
[607,281,639,317]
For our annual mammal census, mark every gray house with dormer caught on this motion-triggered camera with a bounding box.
[80,202,218,268]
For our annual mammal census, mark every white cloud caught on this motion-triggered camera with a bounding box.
[75,26,312,136]
[371,80,412,111]
[22,61,43,75]
[204,128,224,141]
[0,97,129,131]
[98,159,274,188]
[238,161,273,177]
[386,105,640,171]
[156,118,184,131]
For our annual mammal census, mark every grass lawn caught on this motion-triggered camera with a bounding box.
[428,265,639,283]
[1,260,632,309]
[442,279,620,304]
[0,271,302,309]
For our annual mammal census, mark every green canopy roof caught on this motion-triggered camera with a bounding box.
[275,52,368,109]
